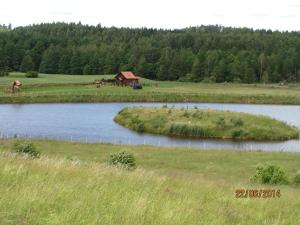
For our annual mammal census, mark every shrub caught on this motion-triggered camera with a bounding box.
[250,164,289,185]
[292,171,300,185]
[132,118,145,133]
[231,129,243,139]
[215,117,226,127]
[25,71,39,78]
[12,141,40,158]
[136,122,145,132]
[231,117,244,126]
[109,151,136,169]
[130,117,145,133]
[118,108,129,117]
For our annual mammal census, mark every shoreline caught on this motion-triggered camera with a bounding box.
[1,94,300,105]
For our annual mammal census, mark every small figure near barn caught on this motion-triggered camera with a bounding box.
[94,79,104,88]
[11,80,22,94]
[115,71,140,87]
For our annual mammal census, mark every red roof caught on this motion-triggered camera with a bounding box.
[117,71,139,80]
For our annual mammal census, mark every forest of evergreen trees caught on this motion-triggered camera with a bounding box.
[0,22,300,83]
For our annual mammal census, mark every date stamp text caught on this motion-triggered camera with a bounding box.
[235,189,281,198]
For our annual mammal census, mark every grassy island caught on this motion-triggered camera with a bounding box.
[114,107,299,141]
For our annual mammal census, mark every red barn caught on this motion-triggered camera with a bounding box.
[115,71,139,86]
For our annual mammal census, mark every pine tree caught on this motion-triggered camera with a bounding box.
[192,53,206,81]
[58,53,71,74]
[69,51,83,74]
[20,55,34,72]
[39,46,60,74]
[83,64,92,75]
[157,48,173,80]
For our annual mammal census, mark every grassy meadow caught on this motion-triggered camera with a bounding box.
[0,139,300,224]
[1,72,300,104]
[0,72,114,85]
[114,107,299,141]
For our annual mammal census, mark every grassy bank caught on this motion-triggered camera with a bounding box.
[1,73,300,104]
[0,139,300,224]
[114,107,299,141]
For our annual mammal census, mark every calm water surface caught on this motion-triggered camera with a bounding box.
[0,103,300,152]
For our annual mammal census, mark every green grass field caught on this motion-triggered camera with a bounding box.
[114,107,299,141]
[0,139,300,224]
[1,72,300,104]
[0,72,115,86]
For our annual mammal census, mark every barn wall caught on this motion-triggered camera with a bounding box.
[116,74,138,86]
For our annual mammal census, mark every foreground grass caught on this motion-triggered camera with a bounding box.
[115,107,299,141]
[1,73,300,104]
[0,139,300,224]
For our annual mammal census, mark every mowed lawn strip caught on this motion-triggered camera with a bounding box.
[114,107,299,141]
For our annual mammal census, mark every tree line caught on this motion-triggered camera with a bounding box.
[0,22,300,83]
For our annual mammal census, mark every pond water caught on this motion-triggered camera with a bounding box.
[0,103,300,152]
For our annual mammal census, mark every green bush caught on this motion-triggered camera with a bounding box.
[118,108,129,117]
[215,117,226,127]
[12,141,40,158]
[25,71,39,78]
[134,119,145,132]
[250,164,289,185]
[109,151,136,169]
[136,122,145,133]
[129,117,145,133]
[292,171,300,185]
[231,129,243,139]
[231,117,244,126]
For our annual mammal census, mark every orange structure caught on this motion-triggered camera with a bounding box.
[115,71,139,86]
